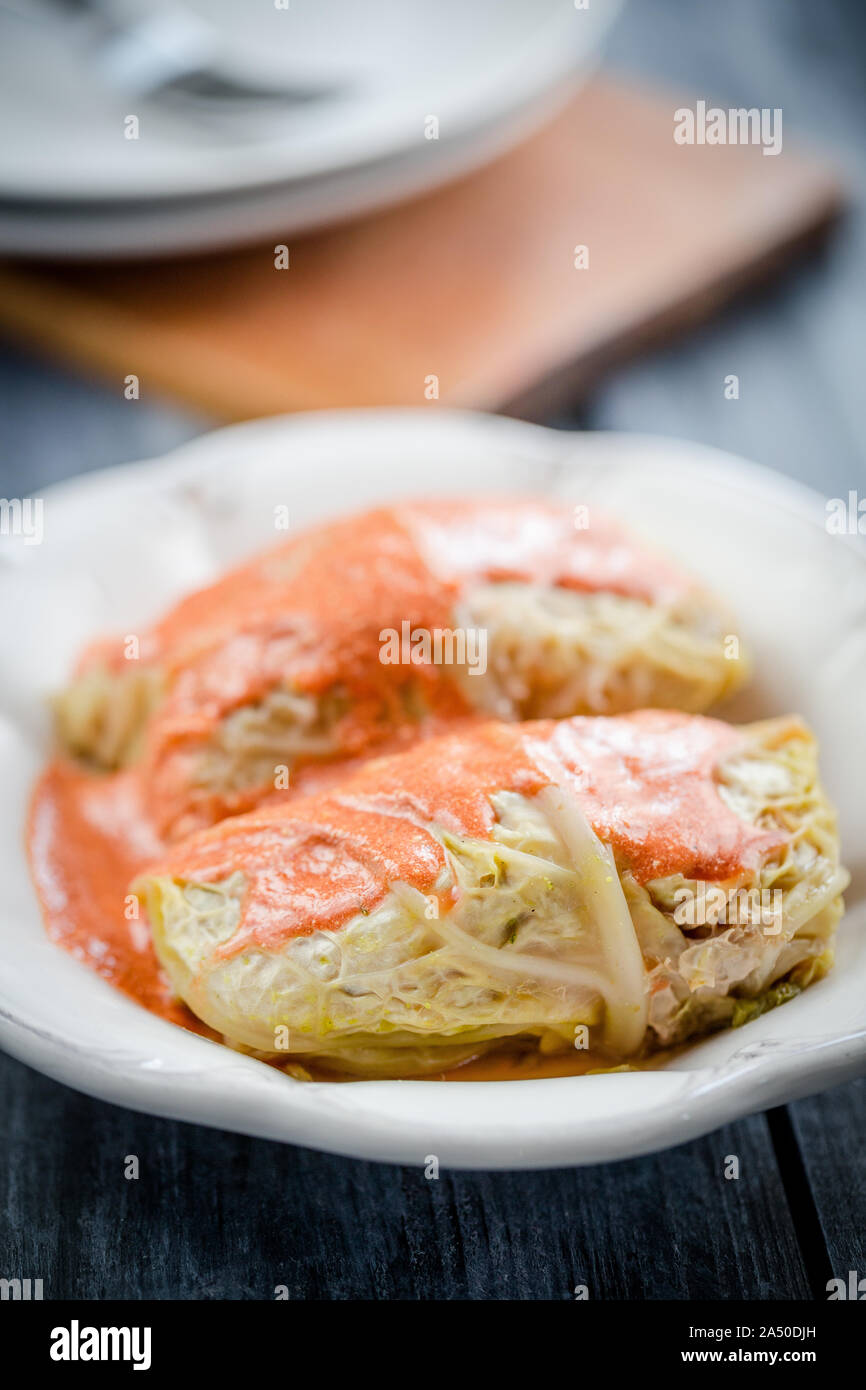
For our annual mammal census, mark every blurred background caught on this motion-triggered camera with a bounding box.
[1,0,865,1301]
[0,0,863,502]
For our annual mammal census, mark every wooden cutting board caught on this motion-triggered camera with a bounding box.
[0,78,844,421]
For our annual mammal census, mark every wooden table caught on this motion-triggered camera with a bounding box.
[1,0,864,1299]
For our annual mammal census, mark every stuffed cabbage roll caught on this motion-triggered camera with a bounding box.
[56,498,747,840]
[134,710,846,1077]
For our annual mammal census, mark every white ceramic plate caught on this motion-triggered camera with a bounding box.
[0,0,619,206]
[0,66,588,259]
[1,409,864,1169]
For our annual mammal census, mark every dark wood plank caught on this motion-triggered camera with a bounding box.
[784,1081,866,1285]
[0,342,204,497]
[0,1052,810,1299]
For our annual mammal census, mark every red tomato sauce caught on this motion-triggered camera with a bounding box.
[27,501,755,1079]
[29,711,786,1033]
[75,499,699,840]
[146,711,786,962]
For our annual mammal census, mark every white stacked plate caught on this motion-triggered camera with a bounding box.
[0,0,623,258]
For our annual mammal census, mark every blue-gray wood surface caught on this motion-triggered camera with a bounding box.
[1,0,864,1299]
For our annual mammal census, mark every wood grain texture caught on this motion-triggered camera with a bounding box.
[786,1082,866,1285]
[0,79,843,423]
[0,1053,812,1300]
